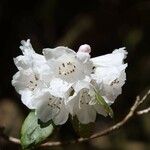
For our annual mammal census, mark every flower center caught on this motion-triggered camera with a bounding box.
[58,62,76,76]
[79,89,96,108]
[47,96,63,116]
[28,75,38,91]
[56,55,85,82]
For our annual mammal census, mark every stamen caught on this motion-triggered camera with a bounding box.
[92,66,96,70]
[110,79,119,86]
[35,75,38,81]
[58,61,77,77]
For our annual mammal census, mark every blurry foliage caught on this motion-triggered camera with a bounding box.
[0,0,150,149]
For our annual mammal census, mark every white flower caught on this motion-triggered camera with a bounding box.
[43,46,93,83]
[12,40,52,109]
[67,81,107,124]
[91,47,127,104]
[14,39,46,70]
[12,68,45,109]
[35,78,71,125]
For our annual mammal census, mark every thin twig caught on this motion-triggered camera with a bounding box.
[3,89,150,147]
[8,137,20,144]
[137,107,150,115]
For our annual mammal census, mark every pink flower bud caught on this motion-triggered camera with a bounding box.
[78,44,91,53]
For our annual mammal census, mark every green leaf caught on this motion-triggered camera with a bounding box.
[21,111,54,149]
[94,89,114,118]
[71,116,95,138]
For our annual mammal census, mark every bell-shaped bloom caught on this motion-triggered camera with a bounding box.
[14,39,47,70]
[43,46,93,83]
[67,81,107,124]
[35,78,71,125]
[91,48,127,104]
[12,40,52,109]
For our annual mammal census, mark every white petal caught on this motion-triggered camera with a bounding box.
[36,104,58,123]
[113,47,127,58]
[68,81,97,124]
[12,69,49,109]
[48,54,87,83]
[21,90,36,109]
[43,46,93,83]
[68,89,96,124]
[14,54,45,70]
[35,89,69,124]
[15,39,47,70]
[31,54,47,68]
[21,89,47,109]
[53,103,69,125]
[66,93,78,115]
[33,64,53,84]
[49,78,72,98]
[43,46,75,60]
[93,63,127,104]
[76,105,96,124]
[91,47,127,67]
[100,69,126,103]
[36,92,61,123]
[12,70,31,93]
[93,64,127,84]
[14,56,29,70]
[12,69,37,93]
[73,80,91,93]
[76,51,90,63]
[20,39,35,55]
[76,52,93,76]
[91,47,127,104]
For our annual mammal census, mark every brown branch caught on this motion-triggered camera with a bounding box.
[3,89,150,147]
[8,136,20,144]
[137,107,150,115]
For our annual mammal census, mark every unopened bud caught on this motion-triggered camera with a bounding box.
[78,44,91,53]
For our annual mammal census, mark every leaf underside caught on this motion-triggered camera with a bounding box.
[21,111,54,149]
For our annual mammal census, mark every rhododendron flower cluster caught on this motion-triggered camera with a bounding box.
[12,39,127,125]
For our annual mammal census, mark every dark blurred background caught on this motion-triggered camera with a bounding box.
[0,0,150,149]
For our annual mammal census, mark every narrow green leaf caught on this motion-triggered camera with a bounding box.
[21,111,54,149]
[71,116,95,138]
[94,89,114,118]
